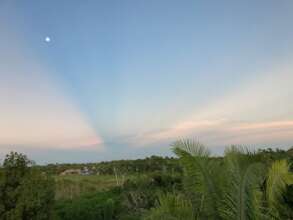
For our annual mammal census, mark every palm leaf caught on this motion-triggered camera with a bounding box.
[220,146,266,220]
[172,139,221,219]
[266,160,293,219]
[144,193,195,220]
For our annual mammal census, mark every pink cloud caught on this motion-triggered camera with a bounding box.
[129,64,293,148]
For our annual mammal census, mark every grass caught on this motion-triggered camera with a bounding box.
[55,174,134,200]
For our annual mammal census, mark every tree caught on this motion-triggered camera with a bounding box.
[0,152,55,220]
[145,140,293,220]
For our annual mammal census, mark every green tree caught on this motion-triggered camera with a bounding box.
[145,140,293,220]
[0,152,55,220]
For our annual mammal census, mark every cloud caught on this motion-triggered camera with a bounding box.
[129,64,293,148]
[129,119,293,148]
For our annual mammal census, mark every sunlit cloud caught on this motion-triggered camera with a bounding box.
[130,119,293,148]
[130,64,293,148]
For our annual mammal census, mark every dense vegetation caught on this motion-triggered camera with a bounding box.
[0,152,55,219]
[41,155,181,176]
[146,141,293,219]
[0,141,292,219]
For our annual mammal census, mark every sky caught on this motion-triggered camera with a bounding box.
[1,0,293,164]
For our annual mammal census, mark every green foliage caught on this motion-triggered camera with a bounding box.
[121,172,182,216]
[42,156,182,176]
[1,145,292,220]
[145,140,293,220]
[54,189,120,220]
[144,193,195,220]
[266,160,293,219]
[172,140,221,219]
[0,152,55,220]
[55,175,126,200]
[220,146,266,220]
[54,172,182,220]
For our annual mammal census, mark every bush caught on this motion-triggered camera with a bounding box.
[54,190,120,220]
[0,152,55,220]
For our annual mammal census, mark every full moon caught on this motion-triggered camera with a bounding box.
[45,36,51,42]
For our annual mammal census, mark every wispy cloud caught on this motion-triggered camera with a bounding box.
[129,119,293,148]
[129,64,293,148]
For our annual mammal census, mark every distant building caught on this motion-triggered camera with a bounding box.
[81,166,90,175]
[59,166,94,176]
[60,169,81,175]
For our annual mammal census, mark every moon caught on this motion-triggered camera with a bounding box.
[45,36,51,43]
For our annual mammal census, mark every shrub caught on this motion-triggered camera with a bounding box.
[0,152,55,220]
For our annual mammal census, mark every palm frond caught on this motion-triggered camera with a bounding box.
[266,160,293,219]
[144,193,194,220]
[220,146,266,220]
[172,139,220,219]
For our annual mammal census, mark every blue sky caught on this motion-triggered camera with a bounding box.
[1,0,293,163]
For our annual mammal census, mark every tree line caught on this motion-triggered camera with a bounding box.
[0,141,292,219]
